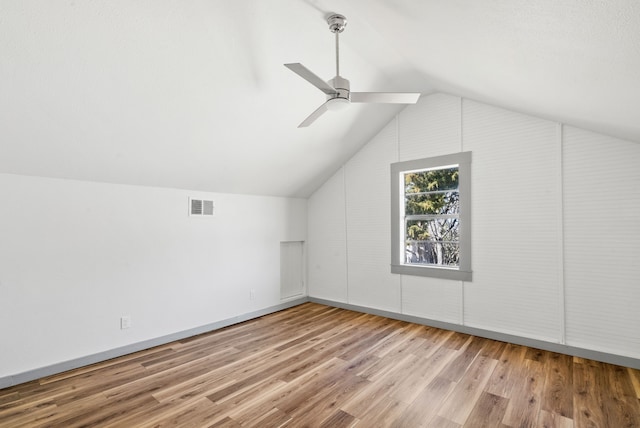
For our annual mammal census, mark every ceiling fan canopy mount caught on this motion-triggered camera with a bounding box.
[327,14,347,33]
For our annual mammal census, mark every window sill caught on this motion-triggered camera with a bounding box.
[391,264,472,281]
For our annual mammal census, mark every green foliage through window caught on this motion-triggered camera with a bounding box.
[404,167,459,267]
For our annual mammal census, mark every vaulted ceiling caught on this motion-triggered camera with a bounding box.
[2,1,639,197]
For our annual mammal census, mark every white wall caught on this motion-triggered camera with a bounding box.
[307,93,640,360]
[345,121,401,311]
[307,168,348,302]
[563,127,640,358]
[463,100,562,342]
[0,174,306,379]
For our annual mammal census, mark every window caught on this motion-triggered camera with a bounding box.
[391,152,472,281]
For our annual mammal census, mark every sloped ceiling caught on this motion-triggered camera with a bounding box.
[1,1,639,197]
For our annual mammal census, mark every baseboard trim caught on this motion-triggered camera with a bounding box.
[309,297,640,370]
[0,297,309,390]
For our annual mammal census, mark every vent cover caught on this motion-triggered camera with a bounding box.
[189,198,215,216]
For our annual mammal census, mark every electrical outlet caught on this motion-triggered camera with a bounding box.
[250,289,256,300]
[120,315,131,329]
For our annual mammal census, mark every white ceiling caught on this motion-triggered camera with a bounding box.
[2,1,639,197]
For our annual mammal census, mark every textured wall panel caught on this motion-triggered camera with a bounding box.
[402,276,463,323]
[307,168,348,302]
[399,93,462,161]
[563,127,640,358]
[345,119,401,311]
[462,100,562,341]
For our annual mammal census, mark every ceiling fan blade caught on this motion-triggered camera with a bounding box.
[350,92,421,104]
[284,63,337,95]
[298,101,330,128]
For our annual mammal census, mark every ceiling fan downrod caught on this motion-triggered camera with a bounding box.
[327,14,347,77]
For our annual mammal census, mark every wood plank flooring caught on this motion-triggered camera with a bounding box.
[1,302,639,427]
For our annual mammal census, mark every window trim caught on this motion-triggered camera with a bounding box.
[390,152,472,281]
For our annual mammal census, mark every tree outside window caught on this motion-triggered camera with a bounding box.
[404,166,459,267]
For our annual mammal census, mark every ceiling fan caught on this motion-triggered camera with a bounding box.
[285,14,421,128]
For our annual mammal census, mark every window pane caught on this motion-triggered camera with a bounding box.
[405,219,459,242]
[404,167,459,194]
[405,218,459,266]
[405,191,459,215]
[404,240,459,267]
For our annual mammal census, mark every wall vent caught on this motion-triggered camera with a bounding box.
[189,198,215,216]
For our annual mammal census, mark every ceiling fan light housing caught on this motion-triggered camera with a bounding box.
[326,75,351,110]
[326,97,350,111]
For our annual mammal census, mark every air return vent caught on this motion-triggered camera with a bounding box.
[189,198,215,216]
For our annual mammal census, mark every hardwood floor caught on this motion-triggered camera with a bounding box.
[1,302,639,427]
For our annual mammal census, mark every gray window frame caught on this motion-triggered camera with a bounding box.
[391,152,472,281]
